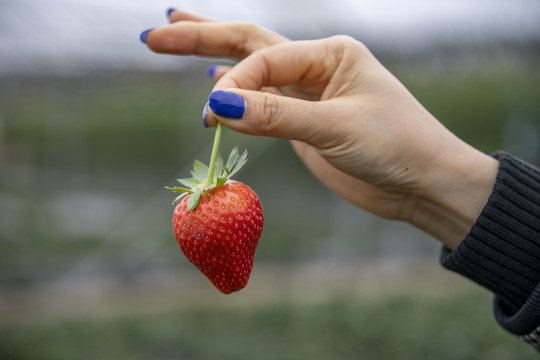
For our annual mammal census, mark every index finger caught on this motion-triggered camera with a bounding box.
[213,37,350,97]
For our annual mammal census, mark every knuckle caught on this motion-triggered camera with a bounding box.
[259,94,280,134]
[237,21,258,32]
[229,22,260,58]
[325,35,371,64]
[332,34,355,44]
[329,34,367,52]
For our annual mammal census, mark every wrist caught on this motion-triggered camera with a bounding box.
[407,142,499,249]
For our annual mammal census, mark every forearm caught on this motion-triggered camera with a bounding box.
[406,136,499,250]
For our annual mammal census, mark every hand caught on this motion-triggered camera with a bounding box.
[142,10,499,249]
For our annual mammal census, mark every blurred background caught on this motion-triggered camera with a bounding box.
[1,0,539,358]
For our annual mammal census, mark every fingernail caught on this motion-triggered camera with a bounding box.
[166,7,176,19]
[139,28,154,44]
[202,102,210,128]
[207,65,218,78]
[208,90,246,119]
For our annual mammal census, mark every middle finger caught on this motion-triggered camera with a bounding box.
[145,21,288,60]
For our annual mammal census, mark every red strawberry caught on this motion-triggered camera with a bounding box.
[166,124,264,294]
[172,180,263,294]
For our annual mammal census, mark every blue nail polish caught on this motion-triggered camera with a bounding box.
[139,28,154,44]
[207,65,218,78]
[202,102,210,128]
[166,7,176,19]
[208,90,245,119]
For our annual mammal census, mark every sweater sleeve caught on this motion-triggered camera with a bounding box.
[440,151,540,351]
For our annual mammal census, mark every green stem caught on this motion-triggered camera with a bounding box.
[205,122,223,187]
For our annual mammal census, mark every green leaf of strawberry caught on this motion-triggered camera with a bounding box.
[168,146,249,209]
[177,177,201,188]
[186,189,202,210]
[191,160,209,183]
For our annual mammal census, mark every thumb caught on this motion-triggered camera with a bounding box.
[204,89,330,144]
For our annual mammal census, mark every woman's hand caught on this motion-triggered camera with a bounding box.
[142,10,499,249]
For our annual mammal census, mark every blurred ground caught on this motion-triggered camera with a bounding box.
[0,258,473,326]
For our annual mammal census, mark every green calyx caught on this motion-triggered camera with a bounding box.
[166,123,248,211]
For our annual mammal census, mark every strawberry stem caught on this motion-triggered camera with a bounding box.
[205,122,223,187]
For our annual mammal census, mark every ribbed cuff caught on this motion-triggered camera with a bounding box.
[441,151,540,335]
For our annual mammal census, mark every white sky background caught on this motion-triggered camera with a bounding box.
[0,0,539,74]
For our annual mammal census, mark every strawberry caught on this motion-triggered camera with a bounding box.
[166,124,264,294]
[172,180,263,293]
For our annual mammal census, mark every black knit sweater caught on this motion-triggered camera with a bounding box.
[440,151,540,351]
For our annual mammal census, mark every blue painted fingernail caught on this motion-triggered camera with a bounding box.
[208,90,245,119]
[139,28,154,44]
[166,7,176,19]
[207,65,218,78]
[202,102,210,128]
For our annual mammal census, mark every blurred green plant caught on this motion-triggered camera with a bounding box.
[0,292,536,360]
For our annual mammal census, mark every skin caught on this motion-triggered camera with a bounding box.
[143,10,499,250]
